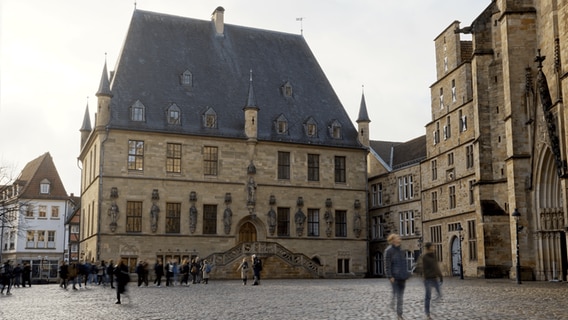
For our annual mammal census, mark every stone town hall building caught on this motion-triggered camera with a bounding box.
[369,0,568,282]
[78,7,368,278]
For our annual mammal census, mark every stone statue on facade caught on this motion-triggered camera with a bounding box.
[150,203,159,232]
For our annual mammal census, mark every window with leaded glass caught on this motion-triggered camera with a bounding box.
[334,156,346,183]
[307,154,319,181]
[307,208,319,237]
[203,205,217,234]
[126,201,142,232]
[128,140,144,171]
[203,146,218,176]
[278,152,290,180]
[335,210,347,237]
[430,225,443,262]
[166,203,181,233]
[166,143,182,173]
[277,207,290,236]
[468,220,477,261]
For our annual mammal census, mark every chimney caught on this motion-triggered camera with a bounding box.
[211,6,225,35]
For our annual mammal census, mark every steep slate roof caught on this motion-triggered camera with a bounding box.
[15,152,68,200]
[106,9,361,148]
[370,135,426,170]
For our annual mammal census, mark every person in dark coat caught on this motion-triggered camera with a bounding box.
[22,263,32,287]
[115,259,130,304]
[107,259,115,289]
[154,260,164,287]
[58,261,69,289]
[385,234,410,320]
[417,242,443,320]
[252,254,262,286]
[12,264,22,288]
[1,260,13,295]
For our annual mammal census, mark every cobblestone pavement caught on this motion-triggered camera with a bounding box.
[0,277,567,320]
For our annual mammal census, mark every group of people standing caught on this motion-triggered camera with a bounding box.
[385,233,443,320]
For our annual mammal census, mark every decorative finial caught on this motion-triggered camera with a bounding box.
[296,17,305,36]
[535,49,546,69]
[134,1,137,9]
[362,85,365,94]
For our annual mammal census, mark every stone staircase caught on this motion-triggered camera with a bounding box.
[204,241,323,279]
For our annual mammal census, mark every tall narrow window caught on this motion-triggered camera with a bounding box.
[334,156,346,183]
[466,145,474,168]
[449,186,456,209]
[451,79,456,102]
[399,211,415,236]
[439,87,444,109]
[277,207,290,236]
[469,180,475,205]
[371,184,378,206]
[278,152,290,180]
[203,205,217,235]
[203,146,218,176]
[431,159,438,180]
[126,201,142,232]
[39,205,47,218]
[335,210,347,237]
[431,191,438,213]
[47,231,55,248]
[431,225,443,261]
[166,143,182,173]
[166,203,181,233]
[307,154,319,181]
[307,208,319,237]
[131,100,145,121]
[377,183,383,206]
[467,220,478,261]
[167,104,181,125]
[128,140,144,171]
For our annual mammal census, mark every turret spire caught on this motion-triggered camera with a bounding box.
[356,85,370,123]
[96,54,113,98]
[245,69,257,108]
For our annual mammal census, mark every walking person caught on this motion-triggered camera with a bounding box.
[1,260,13,295]
[418,242,443,320]
[136,260,147,287]
[68,262,78,290]
[58,261,69,290]
[190,258,199,284]
[252,254,262,285]
[165,259,174,286]
[385,234,411,320]
[180,259,190,286]
[114,259,130,304]
[154,259,164,287]
[107,259,115,289]
[22,263,32,287]
[236,257,249,285]
[12,264,22,288]
[97,260,107,286]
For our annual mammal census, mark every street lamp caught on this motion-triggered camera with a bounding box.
[512,208,522,284]
[456,224,464,279]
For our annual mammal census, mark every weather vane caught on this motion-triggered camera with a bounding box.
[296,17,305,36]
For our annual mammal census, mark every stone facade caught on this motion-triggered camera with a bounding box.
[78,8,368,279]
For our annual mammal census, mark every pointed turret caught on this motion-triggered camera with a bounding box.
[95,58,113,127]
[243,70,259,141]
[356,88,371,147]
[80,103,92,148]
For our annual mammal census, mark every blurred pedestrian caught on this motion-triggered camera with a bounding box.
[418,242,443,320]
[252,254,262,285]
[58,261,69,290]
[236,257,249,285]
[22,263,32,287]
[385,234,410,320]
[202,260,211,284]
[115,259,130,304]
[154,259,164,287]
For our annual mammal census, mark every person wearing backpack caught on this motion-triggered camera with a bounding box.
[252,254,262,286]
[236,257,249,285]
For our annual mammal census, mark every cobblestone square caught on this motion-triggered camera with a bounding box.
[0,278,566,320]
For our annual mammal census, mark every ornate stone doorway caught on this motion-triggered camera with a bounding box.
[238,222,257,243]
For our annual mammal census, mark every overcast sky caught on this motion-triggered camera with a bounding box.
[0,0,490,196]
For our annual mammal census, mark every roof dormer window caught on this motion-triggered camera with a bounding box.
[275,114,288,134]
[180,69,193,87]
[167,103,181,125]
[281,81,293,98]
[40,179,51,194]
[304,117,318,137]
[203,107,217,128]
[130,100,146,122]
[329,120,342,139]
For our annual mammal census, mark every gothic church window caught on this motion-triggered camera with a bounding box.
[130,100,146,122]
